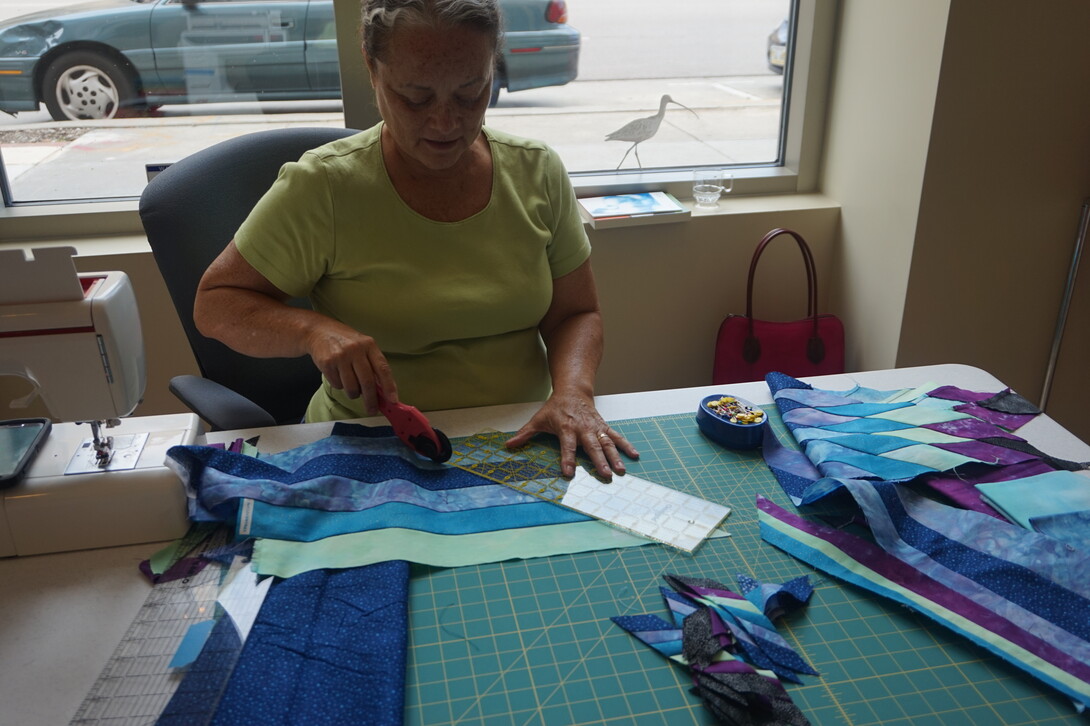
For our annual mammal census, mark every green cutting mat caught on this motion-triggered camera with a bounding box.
[404,410,1084,725]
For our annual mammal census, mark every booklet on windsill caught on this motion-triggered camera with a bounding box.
[577,191,690,229]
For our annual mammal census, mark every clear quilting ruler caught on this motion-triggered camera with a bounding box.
[450,430,731,553]
[69,527,230,726]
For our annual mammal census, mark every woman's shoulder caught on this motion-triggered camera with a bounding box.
[298,124,383,170]
[484,126,566,182]
[484,126,557,158]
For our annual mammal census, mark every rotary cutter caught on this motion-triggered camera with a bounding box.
[377,390,453,463]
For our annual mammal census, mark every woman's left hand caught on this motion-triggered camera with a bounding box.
[505,391,639,481]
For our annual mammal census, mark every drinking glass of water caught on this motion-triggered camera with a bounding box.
[692,169,732,208]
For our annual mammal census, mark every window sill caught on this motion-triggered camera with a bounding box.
[1,192,840,260]
[1,162,807,243]
[0,198,144,243]
[572,165,803,201]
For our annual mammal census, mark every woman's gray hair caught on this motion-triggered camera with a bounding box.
[361,0,502,63]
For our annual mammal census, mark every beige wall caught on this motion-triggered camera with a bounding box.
[894,0,1090,439]
[591,197,840,395]
[820,0,951,372]
[819,0,1090,439]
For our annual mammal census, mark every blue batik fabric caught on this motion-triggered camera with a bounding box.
[759,372,1090,710]
[164,422,591,540]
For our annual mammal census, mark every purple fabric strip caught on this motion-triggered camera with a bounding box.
[920,417,1019,440]
[139,556,209,585]
[927,385,995,404]
[697,660,757,675]
[934,440,1039,466]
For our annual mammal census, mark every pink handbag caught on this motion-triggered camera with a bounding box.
[713,228,845,385]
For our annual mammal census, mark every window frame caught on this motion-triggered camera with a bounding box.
[0,0,836,238]
[561,0,836,200]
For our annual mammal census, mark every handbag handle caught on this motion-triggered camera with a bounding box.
[742,227,827,365]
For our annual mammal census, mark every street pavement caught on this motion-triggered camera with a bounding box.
[1,75,783,201]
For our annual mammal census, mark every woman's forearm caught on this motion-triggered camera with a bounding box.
[194,285,331,359]
[541,309,603,399]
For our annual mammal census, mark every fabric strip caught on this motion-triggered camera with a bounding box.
[240,497,588,541]
[252,520,655,578]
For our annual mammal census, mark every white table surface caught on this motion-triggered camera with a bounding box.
[2,364,1087,725]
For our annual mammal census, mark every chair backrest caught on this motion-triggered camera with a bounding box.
[140,126,357,425]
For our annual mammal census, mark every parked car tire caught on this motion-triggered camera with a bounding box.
[42,50,140,121]
[0,0,579,119]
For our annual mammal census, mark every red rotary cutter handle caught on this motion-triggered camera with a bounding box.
[376,390,452,463]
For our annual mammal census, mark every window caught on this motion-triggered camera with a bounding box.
[0,0,834,216]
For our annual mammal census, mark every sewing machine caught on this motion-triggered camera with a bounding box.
[0,247,198,557]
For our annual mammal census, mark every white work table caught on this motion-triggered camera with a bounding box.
[1,364,1087,725]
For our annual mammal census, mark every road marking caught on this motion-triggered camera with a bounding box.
[713,83,763,101]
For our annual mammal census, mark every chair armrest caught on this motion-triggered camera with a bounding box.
[169,375,278,431]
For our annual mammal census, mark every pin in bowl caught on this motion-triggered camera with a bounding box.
[696,394,767,449]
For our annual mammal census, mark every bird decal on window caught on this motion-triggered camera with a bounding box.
[605,94,698,169]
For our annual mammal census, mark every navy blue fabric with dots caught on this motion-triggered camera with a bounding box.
[209,561,409,726]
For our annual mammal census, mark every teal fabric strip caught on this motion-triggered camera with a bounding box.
[976,471,1090,530]
[870,402,971,427]
[240,498,588,541]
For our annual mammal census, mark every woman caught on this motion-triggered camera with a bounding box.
[194,0,637,479]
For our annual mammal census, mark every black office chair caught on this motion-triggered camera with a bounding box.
[140,126,358,430]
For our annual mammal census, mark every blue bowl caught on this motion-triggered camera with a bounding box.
[696,394,768,450]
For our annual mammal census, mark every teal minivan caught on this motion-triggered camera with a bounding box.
[0,0,579,120]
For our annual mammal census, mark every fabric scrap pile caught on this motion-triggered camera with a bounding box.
[758,371,1090,712]
[611,573,816,725]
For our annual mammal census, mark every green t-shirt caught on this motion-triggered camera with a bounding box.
[234,123,591,421]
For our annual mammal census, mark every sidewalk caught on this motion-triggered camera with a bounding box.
[1,77,783,201]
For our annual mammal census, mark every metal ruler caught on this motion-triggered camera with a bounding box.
[70,527,230,726]
[449,430,731,552]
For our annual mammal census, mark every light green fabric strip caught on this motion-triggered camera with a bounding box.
[252,522,727,578]
[148,522,217,574]
[880,443,976,470]
[872,403,970,426]
[148,537,188,575]
[872,427,966,445]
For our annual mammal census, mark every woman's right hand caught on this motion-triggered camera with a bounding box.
[304,319,399,415]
